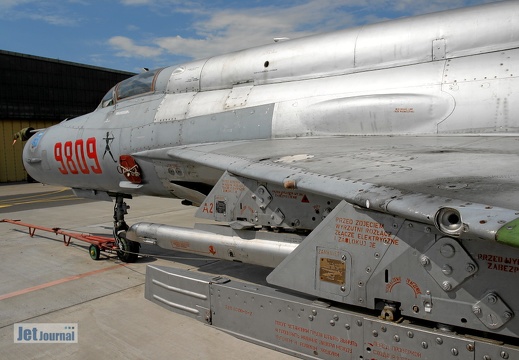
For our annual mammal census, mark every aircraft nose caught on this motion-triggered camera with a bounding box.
[22,130,47,183]
[21,123,106,188]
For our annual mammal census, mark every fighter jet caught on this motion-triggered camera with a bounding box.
[21,0,519,341]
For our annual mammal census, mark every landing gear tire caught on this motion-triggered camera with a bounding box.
[89,244,101,260]
[116,236,139,263]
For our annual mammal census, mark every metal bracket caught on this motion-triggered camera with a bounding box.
[433,38,446,61]
[421,291,433,314]
[472,292,514,330]
[271,208,285,225]
[253,185,272,210]
[420,237,478,292]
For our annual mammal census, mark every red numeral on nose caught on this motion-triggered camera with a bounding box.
[54,143,68,175]
[86,138,102,174]
[64,141,78,174]
[53,137,103,175]
[75,139,89,174]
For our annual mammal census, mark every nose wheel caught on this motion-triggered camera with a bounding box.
[113,194,140,263]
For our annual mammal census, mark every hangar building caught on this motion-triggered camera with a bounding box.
[0,50,134,182]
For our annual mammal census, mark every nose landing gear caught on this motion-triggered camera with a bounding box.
[113,194,140,263]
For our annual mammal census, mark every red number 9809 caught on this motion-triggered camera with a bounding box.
[54,137,102,175]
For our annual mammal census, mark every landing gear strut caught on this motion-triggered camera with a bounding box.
[113,194,139,263]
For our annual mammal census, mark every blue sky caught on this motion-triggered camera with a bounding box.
[0,0,498,73]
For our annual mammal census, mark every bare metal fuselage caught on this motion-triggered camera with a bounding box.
[23,1,519,200]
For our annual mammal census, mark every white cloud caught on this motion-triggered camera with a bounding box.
[120,0,153,4]
[27,12,78,26]
[126,24,140,31]
[152,0,363,59]
[111,0,500,63]
[108,36,163,58]
[0,0,31,9]
[109,1,381,60]
[0,0,82,26]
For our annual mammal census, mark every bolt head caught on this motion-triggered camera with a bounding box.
[487,294,498,304]
[442,264,453,275]
[420,256,430,266]
[442,281,452,291]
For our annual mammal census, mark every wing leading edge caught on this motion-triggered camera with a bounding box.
[134,135,519,247]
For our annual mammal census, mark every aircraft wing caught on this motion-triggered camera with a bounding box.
[126,134,519,343]
[134,135,519,246]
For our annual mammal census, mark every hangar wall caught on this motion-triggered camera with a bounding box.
[1,119,57,183]
[0,50,135,182]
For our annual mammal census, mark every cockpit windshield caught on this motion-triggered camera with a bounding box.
[117,69,160,100]
[100,86,115,108]
[99,68,163,108]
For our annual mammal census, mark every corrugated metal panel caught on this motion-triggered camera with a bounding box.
[0,120,56,182]
[0,51,135,121]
